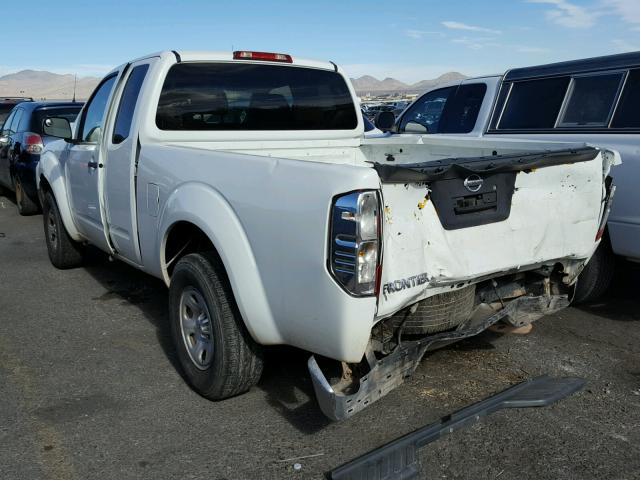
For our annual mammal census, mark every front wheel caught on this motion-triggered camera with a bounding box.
[573,238,615,304]
[169,252,264,400]
[42,191,84,269]
[15,177,39,216]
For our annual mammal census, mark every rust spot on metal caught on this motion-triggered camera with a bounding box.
[417,192,431,210]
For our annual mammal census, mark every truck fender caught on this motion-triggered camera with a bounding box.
[36,150,83,242]
[158,182,282,345]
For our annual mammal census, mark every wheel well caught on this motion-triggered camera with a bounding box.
[38,175,52,204]
[164,221,216,278]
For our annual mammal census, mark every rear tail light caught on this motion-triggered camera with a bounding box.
[329,191,382,296]
[24,132,43,154]
[233,51,293,63]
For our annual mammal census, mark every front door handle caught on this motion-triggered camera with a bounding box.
[88,161,102,169]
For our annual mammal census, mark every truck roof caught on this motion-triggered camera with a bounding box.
[505,50,640,82]
[109,50,339,75]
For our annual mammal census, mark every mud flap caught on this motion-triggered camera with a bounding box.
[329,375,585,480]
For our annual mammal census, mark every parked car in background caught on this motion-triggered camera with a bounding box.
[362,110,385,138]
[0,101,83,214]
[362,103,395,120]
[392,51,640,303]
[0,97,33,124]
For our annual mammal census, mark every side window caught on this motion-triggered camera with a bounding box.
[498,77,570,130]
[399,87,455,133]
[1,110,16,134]
[10,109,24,134]
[611,69,640,128]
[112,64,149,144]
[17,108,30,131]
[80,75,117,143]
[439,83,487,133]
[558,73,624,127]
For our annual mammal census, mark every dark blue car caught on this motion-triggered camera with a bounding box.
[0,101,83,214]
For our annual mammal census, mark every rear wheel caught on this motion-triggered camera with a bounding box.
[169,252,263,400]
[15,177,39,216]
[42,191,84,269]
[573,238,615,304]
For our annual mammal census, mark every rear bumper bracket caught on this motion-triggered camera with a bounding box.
[309,294,569,422]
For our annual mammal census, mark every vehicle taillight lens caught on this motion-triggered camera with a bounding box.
[329,191,382,296]
[233,50,293,63]
[24,133,43,154]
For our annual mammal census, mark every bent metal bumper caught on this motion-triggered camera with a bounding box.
[308,293,570,421]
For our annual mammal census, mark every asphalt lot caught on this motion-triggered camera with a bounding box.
[1,192,639,480]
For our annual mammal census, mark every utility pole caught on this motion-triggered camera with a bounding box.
[72,74,77,102]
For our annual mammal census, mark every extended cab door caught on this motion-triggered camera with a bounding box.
[66,74,118,250]
[102,59,154,264]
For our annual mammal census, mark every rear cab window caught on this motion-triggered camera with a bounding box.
[156,63,358,131]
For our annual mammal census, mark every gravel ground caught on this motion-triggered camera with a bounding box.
[0,192,639,480]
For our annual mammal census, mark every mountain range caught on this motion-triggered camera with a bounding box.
[351,72,467,94]
[0,69,468,100]
[0,70,100,100]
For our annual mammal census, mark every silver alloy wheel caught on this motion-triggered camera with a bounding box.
[47,210,58,249]
[179,286,214,370]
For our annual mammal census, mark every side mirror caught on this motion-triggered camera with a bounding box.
[43,117,72,140]
[404,121,429,134]
[374,111,395,132]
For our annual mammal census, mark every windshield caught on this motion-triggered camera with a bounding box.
[156,63,358,131]
[0,105,14,125]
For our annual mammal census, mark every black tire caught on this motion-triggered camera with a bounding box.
[169,252,263,400]
[15,177,39,216]
[573,237,615,304]
[42,191,84,269]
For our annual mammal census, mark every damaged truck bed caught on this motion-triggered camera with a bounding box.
[311,139,617,420]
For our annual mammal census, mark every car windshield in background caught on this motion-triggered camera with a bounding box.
[362,113,375,132]
[156,63,358,131]
[0,106,14,125]
[34,107,82,134]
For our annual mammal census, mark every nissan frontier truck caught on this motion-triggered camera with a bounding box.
[36,50,617,420]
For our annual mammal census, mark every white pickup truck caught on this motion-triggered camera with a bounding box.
[37,50,617,420]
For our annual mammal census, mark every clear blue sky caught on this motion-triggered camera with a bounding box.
[2,0,639,83]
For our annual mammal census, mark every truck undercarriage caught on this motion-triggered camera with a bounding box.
[309,263,578,421]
